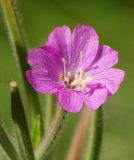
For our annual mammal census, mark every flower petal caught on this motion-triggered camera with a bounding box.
[57,89,83,112]
[46,24,99,71]
[92,68,125,95]
[46,26,72,69]
[26,70,63,94]
[27,46,63,78]
[72,24,99,70]
[83,88,108,110]
[87,45,118,74]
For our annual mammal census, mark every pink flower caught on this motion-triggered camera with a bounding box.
[26,24,125,112]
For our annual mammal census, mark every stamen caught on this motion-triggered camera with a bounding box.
[80,51,84,60]
[64,76,69,85]
[60,64,93,91]
[71,68,85,87]
[82,83,86,92]
[70,68,93,91]
[67,72,71,78]
[62,58,67,76]
[79,68,85,79]
[83,75,93,84]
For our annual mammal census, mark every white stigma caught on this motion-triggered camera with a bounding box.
[71,68,93,92]
[60,55,93,92]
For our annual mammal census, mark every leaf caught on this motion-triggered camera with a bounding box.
[10,81,35,160]
[0,123,19,160]
[32,115,41,149]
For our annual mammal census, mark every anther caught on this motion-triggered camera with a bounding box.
[64,76,69,85]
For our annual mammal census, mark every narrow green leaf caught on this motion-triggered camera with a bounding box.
[1,0,44,134]
[32,115,41,149]
[0,0,29,95]
[84,107,103,160]
[0,147,10,160]
[10,81,35,160]
[0,123,19,160]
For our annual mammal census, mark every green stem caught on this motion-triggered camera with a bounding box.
[1,0,28,83]
[35,108,67,160]
[85,107,103,160]
[1,0,44,133]
[0,124,19,160]
[44,95,54,132]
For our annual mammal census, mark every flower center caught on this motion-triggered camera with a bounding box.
[60,58,93,91]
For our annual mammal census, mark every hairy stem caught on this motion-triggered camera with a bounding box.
[44,95,55,132]
[35,108,67,160]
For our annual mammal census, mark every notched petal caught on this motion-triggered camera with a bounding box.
[88,45,119,74]
[72,24,99,70]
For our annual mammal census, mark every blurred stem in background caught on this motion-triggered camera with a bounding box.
[35,108,67,160]
[1,0,44,134]
[67,106,103,160]
[67,106,91,160]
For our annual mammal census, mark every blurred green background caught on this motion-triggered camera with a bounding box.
[0,0,134,159]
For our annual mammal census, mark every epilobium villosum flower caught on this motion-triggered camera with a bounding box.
[26,24,125,112]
